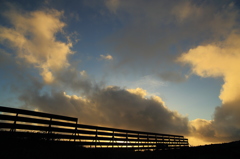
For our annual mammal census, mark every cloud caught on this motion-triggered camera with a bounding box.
[105,0,239,75]
[126,87,147,99]
[179,32,240,142]
[178,32,240,103]
[157,71,188,83]
[171,0,202,22]
[53,67,100,95]
[2,1,240,146]
[80,70,87,77]
[0,49,12,66]
[0,4,196,145]
[105,0,120,14]
[134,75,165,88]
[19,85,190,135]
[0,5,98,108]
[100,54,113,60]
[0,6,73,84]
[189,119,216,142]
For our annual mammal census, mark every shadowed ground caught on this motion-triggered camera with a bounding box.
[1,132,240,159]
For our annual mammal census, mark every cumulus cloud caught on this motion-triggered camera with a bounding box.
[0,6,73,84]
[178,32,240,104]
[19,86,190,135]
[179,32,240,142]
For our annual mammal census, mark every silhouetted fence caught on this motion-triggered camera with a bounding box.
[0,106,188,151]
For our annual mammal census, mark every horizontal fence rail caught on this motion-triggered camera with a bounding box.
[0,106,189,151]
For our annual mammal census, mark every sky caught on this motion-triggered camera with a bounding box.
[0,0,240,146]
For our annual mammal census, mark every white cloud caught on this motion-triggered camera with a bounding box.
[178,32,240,104]
[0,7,73,84]
[100,54,113,60]
[179,32,240,142]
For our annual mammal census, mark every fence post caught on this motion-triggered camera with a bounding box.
[48,117,52,141]
[112,131,114,148]
[126,132,128,149]
[168,136,170,150]
[147,134,149,150]
[74,121,77,142]
[11,113,18,132]
[95,129,98,148]
[173,136,176,149]
[155,135,157,151]
[138,133,140,151]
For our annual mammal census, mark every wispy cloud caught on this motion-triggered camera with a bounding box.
[100,54,113,60]
[134,75,166,89]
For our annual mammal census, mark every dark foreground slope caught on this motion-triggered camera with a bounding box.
[1,133,240,159]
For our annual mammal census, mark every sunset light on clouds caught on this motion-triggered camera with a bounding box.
[1,0,240,146]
